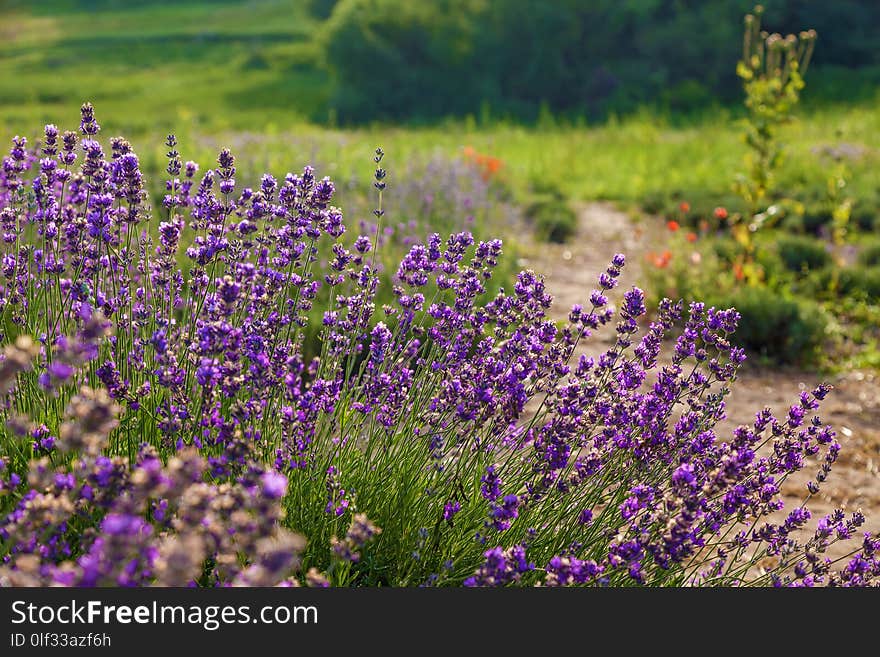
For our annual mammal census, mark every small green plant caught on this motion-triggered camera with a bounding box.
[734,6,816,223]
[524,183,577,243]
[306,0,340,19]
[851,198,879,232]
[835,267,880,301]
[708,286,828,365]
[858,239,880,267]
[828,167,853,248]
[776,234,831,273]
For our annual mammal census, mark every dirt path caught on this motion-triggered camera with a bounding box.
[518,202,880,549]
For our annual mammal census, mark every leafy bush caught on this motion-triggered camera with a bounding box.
[318,0,880,123]
[734,6,815,217]
[858,239,880,267]
[708,286,828,364]
[837,267,880,300]
[851,198,878,232]
[776,234,832,272]
[306,0,341,19]
[319,0,489,122]
[640,190,667,216]
[711,236,741,264]
[802,265,880,301]
[0,106,877,587]
[801,204,833,234]
[526,195,577,243]
[840,266,880,301]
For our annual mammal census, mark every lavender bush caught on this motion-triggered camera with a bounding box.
[0,105,877,587]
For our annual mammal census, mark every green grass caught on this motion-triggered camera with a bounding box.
[0,0,330,134]
[173,105,880,223]
[2,1,880,214]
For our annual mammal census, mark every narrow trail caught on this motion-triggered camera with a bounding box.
[519,202,880,541]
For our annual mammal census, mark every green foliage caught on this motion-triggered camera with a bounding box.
[851,197,879,232]
[306,0,341,19]
[710,237,742,265]
[319,0,489,122]
[3,1,880,129]
[806,266,880,301]
[839,267,880,300]
[318,0,880,124]
[521,179,576,243]
[709,286,828,364]
[644,230,846,367]
[734,6,816,218]
[787,166,859,240]
[658,80,717,115]
[775,234,831,272]
[526,196,577,244]
[799,203,833,234]
[859,239,880,267]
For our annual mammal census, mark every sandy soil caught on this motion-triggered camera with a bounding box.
[516,202,880,552]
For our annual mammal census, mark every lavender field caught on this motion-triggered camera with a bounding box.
[1,1,879,589]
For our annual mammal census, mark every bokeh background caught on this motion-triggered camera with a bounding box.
[2,0,880,568]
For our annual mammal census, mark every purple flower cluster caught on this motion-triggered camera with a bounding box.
[330,513,382,564]
[0,386,304,587]
[464,545,533,586]
[1,105,877,587]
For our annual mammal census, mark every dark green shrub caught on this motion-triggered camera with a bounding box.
[640,191,666,215]
[317,1,880,124]
[241,52,271,71]
[776,234,831,272]
[753,243,786,281]
[838,266,880,300]
[526,196,577,243]
[851,198,878,232]
[306,0,341,19]
[791,267,828,298]
[799,265,880,302]
[708,286,827,365]
[858,240,880,267]
[780,211,806,233]
[801,204,833,234]
[711,237,740,264]
[319,0,494,122]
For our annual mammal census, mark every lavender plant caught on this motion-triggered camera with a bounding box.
[0,105,877,587]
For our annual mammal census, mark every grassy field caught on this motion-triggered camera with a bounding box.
[2,0,879,211]
[0,0,329,132]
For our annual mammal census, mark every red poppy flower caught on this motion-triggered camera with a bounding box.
[649,250,672,269]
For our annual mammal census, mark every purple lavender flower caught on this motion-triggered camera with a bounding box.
[464,545,533,586]
[0,104,875,590]
[79,103,100,136]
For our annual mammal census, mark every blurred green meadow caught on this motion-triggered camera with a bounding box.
[2,0,880,368]
[2,1,879,204]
